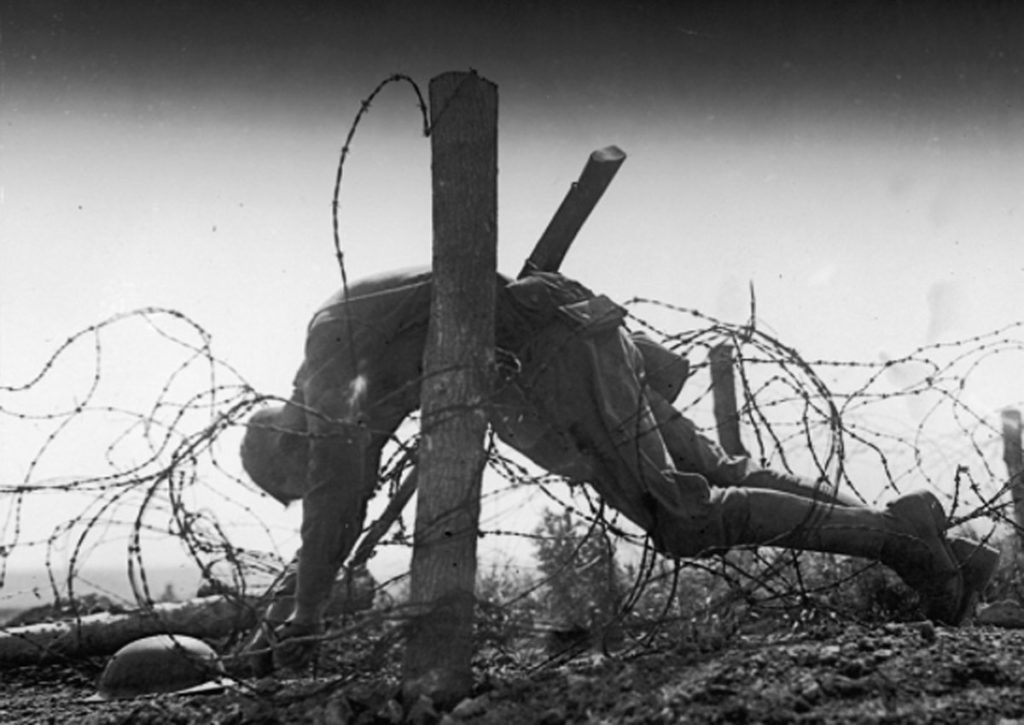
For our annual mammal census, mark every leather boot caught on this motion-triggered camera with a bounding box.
[722,488,964,623]
[949,536,1000,622]
[879,491,963,624]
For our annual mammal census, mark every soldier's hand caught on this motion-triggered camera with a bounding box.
[271,618,323,671]
[242,625,276,677]
[241,593,298,677]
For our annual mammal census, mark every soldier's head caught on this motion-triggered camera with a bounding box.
[240,404,308,504]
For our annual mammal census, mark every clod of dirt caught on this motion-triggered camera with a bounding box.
[976,599,1024,628]
[918,620,937,643]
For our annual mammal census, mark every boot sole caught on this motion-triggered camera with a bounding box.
[948,536,1000,623]
[887,491,964,624]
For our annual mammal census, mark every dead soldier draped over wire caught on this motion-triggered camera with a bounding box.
[239,266,997,672]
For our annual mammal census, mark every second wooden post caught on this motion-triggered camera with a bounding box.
[710,343,746,457]
[1004,408,1024,544]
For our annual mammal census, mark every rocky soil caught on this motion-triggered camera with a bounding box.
[5,619,1024,724]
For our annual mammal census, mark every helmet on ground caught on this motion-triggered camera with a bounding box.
[98,634,224,699]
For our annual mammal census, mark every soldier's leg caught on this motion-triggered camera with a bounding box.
[518,322,971,623]
[646,392,860,506]
[650,481,965,623]
[645,393,996,619]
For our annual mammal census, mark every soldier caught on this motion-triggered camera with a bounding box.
[240,267,997,671]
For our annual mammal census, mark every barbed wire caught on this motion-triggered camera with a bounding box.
[2,298,1021,647]
[329,73,429,378]
[4,72,1023,683]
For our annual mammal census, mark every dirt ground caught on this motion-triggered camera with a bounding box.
[5,619,1024,725]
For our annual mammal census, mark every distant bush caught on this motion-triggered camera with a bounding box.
[7,592,126,626]
[533,508,623,631]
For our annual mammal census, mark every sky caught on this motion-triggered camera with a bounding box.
[2,1,1023,601]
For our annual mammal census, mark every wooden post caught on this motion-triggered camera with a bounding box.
[519,145,626,278]
[710,343,746,456]
[403,71,497,705]
[1004,408,1024,544]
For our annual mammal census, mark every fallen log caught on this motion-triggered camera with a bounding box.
[0,595,257,667]
[1,566,378,668]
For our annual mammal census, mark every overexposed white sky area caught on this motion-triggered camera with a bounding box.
[1,2,1023,603]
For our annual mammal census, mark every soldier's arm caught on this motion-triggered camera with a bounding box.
[290,383,372,626]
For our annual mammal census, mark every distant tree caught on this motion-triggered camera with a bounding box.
[533,508,623,630]
[158,583,180,603]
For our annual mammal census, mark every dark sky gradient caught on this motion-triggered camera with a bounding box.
[7,1,1023,127]
[3,0,1022,361]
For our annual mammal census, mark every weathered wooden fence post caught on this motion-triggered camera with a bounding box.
[403,71,497,705]
[1004,408,1024,546]
[710,343,746,456]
